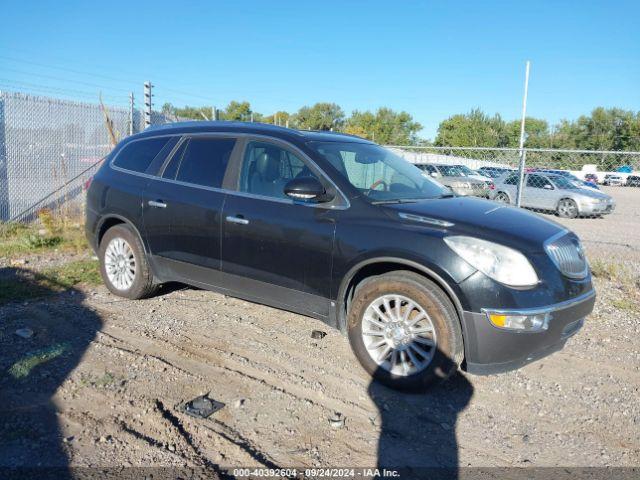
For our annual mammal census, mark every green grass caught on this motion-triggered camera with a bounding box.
[0,259,101,305]
[8,343,70,379]
[0,218,90,258]
[612,298,638,312]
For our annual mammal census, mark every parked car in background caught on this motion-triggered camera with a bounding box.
[490,171,615,218]
[452,164,492,183]
[417,163,493,197]
[627,175,640,187]
[603,173,625,186]
[584,173,599,184]
[86,121,595,390]
[535,169,600,190]
[477,166,515,179]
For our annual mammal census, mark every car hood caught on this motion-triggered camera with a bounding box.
[386,196,565,252]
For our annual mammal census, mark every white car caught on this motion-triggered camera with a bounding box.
[603,174,625,186]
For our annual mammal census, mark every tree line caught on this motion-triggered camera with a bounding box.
[161,101,640,151]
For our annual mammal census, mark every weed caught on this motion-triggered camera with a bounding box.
[612,298,638,312]
[590,259,622,281]
[8,343,70,379]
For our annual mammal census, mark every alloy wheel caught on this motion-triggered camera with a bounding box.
[104,237,136,290]
[495,192,510,203]
[558,199,578,218]
[361,294,437,377]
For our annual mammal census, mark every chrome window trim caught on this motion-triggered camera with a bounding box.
[109,133,184,177]
[109,132,350,210]
[481,288,595,316]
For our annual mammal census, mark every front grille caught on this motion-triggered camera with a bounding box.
[545,233,589,279]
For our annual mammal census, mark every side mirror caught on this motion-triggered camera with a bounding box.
[284,177,331,202]
[543,184,553,190]
[430,172,438,178]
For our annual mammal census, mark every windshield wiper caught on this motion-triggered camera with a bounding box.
[438,192,456,198]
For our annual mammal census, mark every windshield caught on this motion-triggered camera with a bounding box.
[436,165,467,177]
[455,165,478,176]
[308,142,450,202]
[550,175,578,190]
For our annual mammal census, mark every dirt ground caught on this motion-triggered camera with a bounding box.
[1,187,639,474]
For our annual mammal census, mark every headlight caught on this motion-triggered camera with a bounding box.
[444,236,539,287]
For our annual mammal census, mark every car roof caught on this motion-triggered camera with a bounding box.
[133,121,373,145]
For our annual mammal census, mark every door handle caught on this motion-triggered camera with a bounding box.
[148,200,167,208]
[226,215,249,225]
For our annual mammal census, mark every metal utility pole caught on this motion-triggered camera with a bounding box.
[128,92,134,135]
[143,81,153,129]
[515,61,530,207]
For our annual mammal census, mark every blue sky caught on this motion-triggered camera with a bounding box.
[1,0,638,139]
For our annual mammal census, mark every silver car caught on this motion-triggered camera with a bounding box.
[416,163,493,197]
[490,172,615,218]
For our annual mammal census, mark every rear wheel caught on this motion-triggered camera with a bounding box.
[495,192,510,204]
[99,224,159,299]
[347,271,463,391]
[557,198,579,218]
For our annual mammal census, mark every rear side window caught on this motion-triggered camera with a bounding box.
[113,137,171,173]
[175,137,236,188]
[503,173,518,185]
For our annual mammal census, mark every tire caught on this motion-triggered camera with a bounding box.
[99,224,159,299]
[557,198,579,219]
[495,191,510,204]
[347,271,464,391]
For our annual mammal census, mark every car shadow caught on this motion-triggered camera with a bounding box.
[368,358,474,479]
[0,267,103,477]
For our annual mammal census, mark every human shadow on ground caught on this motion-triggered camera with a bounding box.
[369,357,474,480]
[0,267,103,478]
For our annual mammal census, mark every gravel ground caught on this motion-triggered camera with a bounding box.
[0,188,639,472]
[545,185,640,266]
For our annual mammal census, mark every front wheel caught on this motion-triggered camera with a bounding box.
[557,198,579,218]
[347,271,464,391]
[99,224,159,299]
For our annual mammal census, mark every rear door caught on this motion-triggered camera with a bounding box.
[220,138,340,319]
[142,134,240,283]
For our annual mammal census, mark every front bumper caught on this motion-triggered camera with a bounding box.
[463,289,595,375]
[580,200,616,215]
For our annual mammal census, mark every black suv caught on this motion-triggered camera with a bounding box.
[86,122,595,390]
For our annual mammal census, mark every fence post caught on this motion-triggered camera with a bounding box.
[143,81,152,129]
[515,61,530,207]
[128,92,134,135]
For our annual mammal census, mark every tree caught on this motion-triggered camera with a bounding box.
[263,111,292,127]
[435,109,509,147]
[294,103,345,131]
[345,108,422,144]
[551,108,640,151]
[221,101,254,121]
[505,117,550,148]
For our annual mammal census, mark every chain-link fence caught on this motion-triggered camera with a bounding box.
[390,146,640,217]
[0,91,183,221]
[2,90,639,223]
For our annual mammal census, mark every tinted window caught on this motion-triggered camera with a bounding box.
[113,137,171,173]
[239,141,319,199]
[162,139,188,179]
[175,137,236,188]
[504,173,519,185]
[527,174,553,189]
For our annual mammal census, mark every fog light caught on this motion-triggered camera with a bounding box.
[486,312,550,332]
